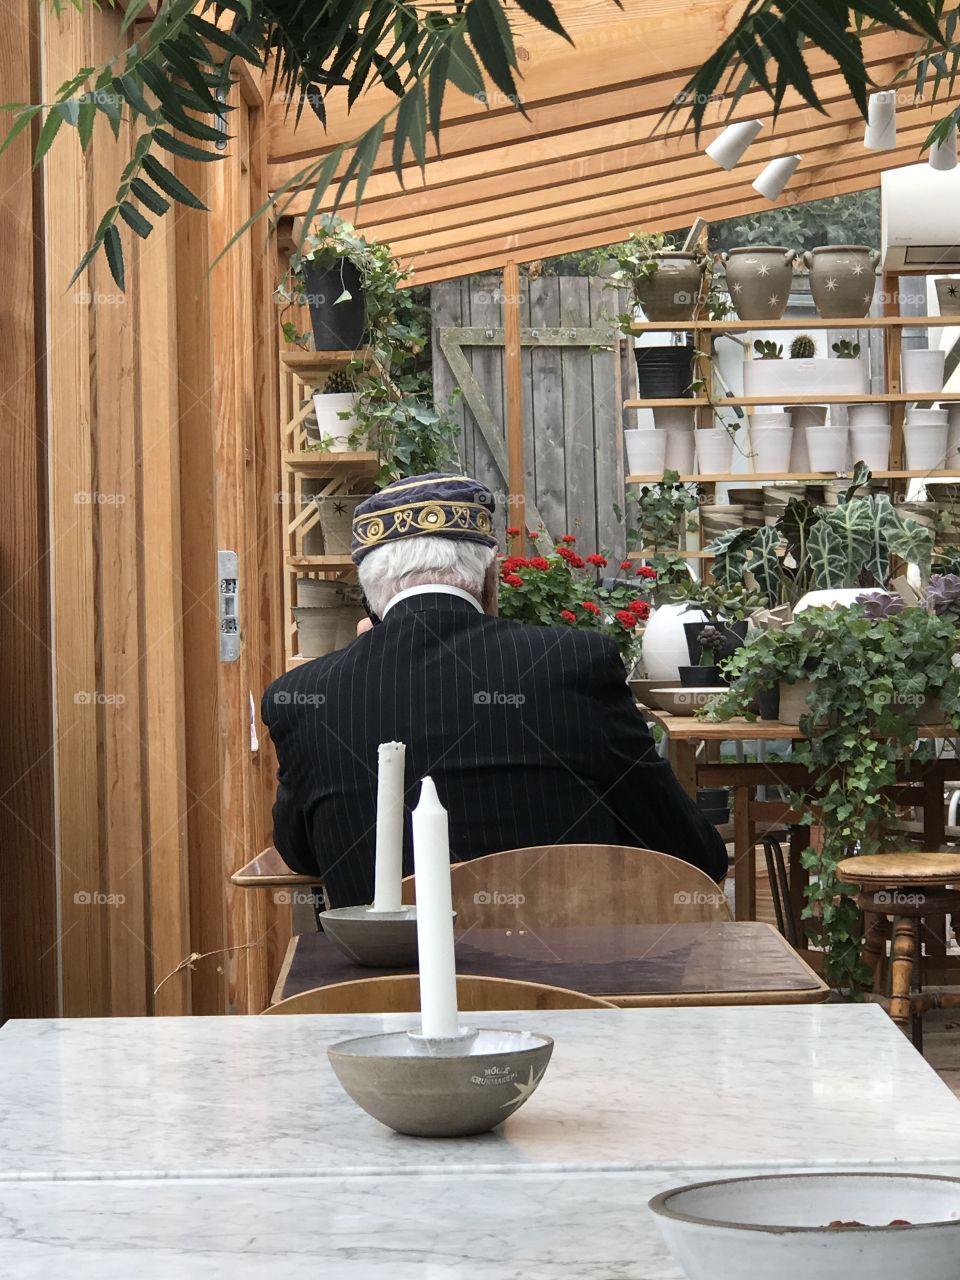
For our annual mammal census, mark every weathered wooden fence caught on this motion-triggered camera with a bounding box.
[431,273,632,553]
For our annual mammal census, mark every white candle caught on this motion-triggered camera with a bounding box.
[411,776,459,1039]
[371,742,406,913]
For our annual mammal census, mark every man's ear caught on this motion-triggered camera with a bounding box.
[482,558,499,616]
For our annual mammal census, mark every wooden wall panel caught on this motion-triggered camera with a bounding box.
[0,0,58,1018]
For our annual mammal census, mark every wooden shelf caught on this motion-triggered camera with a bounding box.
[287,554,356,571]
[629,316,960,333]
[625,393,960,409]
[282,450,379,476]
[626,470,960,484]
[280,349,371,373]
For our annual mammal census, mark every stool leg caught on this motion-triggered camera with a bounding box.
[889,915,918,1032]
[861,912,891,995]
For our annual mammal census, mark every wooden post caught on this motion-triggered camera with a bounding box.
[503,261,525,548]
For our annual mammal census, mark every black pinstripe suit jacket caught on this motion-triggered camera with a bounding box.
[261,592,727,906]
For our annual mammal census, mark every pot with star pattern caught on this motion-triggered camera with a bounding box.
[803,245,880,319]
[935,277,960,316]
[315,491,372,554]
[720,247,796,321]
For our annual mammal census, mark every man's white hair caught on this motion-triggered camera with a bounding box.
[358,536,496,617]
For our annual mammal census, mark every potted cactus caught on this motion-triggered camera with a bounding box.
[745,332,868,398]
[310,367,360,452]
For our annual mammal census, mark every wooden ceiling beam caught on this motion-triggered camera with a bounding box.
[402,148,919,284]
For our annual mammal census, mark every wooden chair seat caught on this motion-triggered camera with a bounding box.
[262,974,617,1015]
[836,851,960,888]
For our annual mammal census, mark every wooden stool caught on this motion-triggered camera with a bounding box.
[838,853,960,1048]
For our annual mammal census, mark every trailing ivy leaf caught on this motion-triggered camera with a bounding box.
[142,153,207,209]
[118,200,153,238]
[103,224,125,291]
[130,177,170,215]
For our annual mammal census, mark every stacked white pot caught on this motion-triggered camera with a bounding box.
[847,403,892,471]
[749,410,792,474]
[904,406,949,471]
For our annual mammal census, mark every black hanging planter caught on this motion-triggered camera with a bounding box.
[634,343,697,398]
[301,257,367,351]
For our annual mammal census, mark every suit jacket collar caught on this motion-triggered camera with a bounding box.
[383,589,485,618]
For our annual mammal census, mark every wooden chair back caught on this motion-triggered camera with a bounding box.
[263,973,616,1014]
[400,844,730,927]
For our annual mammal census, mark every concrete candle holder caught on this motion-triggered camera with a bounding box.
[318,905,420,967]
[327,1028,554,1137]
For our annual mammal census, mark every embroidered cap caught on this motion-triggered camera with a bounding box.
[351,472,498,564]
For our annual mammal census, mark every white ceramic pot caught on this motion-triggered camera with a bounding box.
[905,408,949,427]
[662,426,696,473]
[847,403,891,427]
[750,425,793,473]
[624,429,667,476]
[751,410,792,429]
[694,427,734,474]
[317,493,369,554]
[789,404,828,429]
[804,425,848,471]
[904,421,949,471]
[311,391,358,451]
[850,422,892,471]
[649,1171,960,1280]
[902,348,946,394]
[641,603,706,683]
[795,587,888,613]
[744,357,868,397]
[293,605,344,659]
[789,429,810,472]
[652,404,697,430]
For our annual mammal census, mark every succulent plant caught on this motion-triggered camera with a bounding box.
[696,624,725,660]
[856,591,905,620]
[753,339,783,360]
[831,340,861,359]
[790,334,816,359]
[924,573,960,619]
[322,368,358,394]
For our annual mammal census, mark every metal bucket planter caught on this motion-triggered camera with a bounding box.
[316,493,371,555]
[634,252,706,321]
[721,246,796,320]
[301,258,366,351]
[803,245,880,319]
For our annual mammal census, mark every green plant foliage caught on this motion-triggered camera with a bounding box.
[831,339,861,358]
[3,0,613,289]
[703,603,960,993]
[620,471,702,589]
[710,191,881,254]
[753,339,783,360]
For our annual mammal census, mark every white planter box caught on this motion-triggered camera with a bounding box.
[743,357,868,398]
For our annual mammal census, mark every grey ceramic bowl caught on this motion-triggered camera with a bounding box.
[629,678,665,709]
[652,687,724,716]
[328,1027,554,1137]
[319,906,421,967]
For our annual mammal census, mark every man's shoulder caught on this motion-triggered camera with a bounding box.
[488,615,618,663]
[261,647,355,722]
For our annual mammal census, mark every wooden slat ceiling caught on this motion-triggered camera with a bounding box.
[267,1,933,284]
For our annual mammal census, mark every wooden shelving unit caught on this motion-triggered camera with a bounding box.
[625,284,960,565]
[279,349,378,669]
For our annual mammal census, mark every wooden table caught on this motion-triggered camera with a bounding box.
[272,920,829,1006]
[646,712,960,928]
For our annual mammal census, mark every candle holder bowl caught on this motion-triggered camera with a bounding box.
[327,1028,554,1137]
[318,905,423,967]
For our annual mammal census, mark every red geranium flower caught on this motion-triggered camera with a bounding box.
[561,534,577,543]
[560,609,576,623]
[579,600,601,616]
[506,526,521,537]
[529,530,540,540]
[565,552,585,568]
[620,560,632,571]
[530,556,550,570]
[635,566,657,579]
[503,573,524,588]
[586,554,608,568]
[627,599,651,620]
[615,610,638,629]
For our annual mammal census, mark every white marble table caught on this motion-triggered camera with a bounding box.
[1,1004,959,1180]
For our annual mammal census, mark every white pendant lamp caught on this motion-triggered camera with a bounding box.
[930,126,958,171]
[864,90,897,150]
[752,154,802,200]
[705,119,764,170]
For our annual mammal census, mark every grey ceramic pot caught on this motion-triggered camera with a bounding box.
[328,1028,555,1137]
[803,245,880,319]
[721,247,795,320]
[319,905,420,967]
[634,252,706,321]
